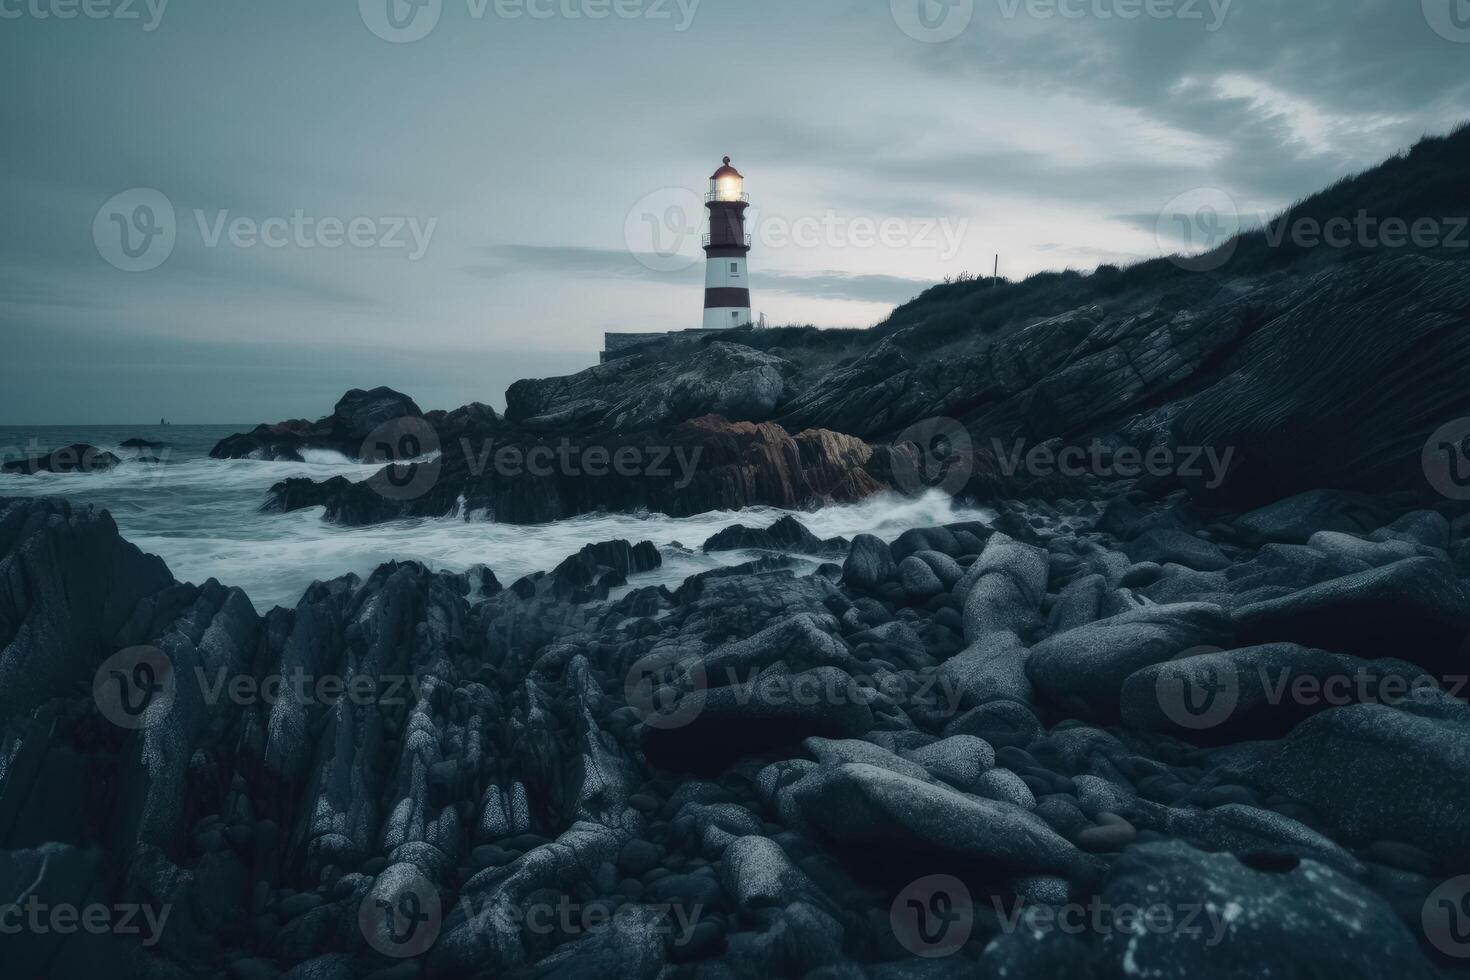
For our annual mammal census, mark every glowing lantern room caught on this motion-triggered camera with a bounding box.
[710,157,746,202]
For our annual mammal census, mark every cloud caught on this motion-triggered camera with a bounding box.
[467,245,933,304]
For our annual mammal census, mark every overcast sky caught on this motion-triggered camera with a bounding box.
[3,0,1469,422]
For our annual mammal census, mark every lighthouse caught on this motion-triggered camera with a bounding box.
[702,157,752,329]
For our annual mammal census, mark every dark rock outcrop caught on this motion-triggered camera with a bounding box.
[507,342,793,433]
[210,387,430,461]
[702,515,848,556]
[2,444,120,475]
[264,414,890,527]
[5,479,1470,976]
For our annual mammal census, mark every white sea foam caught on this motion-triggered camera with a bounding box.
[0,429,991,613]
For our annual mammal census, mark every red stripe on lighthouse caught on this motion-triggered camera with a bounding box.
[704,288,751,309]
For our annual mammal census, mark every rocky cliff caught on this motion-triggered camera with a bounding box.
[213,127,1470,525]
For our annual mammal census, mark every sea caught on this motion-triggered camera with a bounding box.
[0,425,992,613]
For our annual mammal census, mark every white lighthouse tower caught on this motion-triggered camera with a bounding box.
[702,157,752,329]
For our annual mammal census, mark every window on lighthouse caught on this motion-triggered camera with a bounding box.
[730,263,740,276]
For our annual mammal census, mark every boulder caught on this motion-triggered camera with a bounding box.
[958,533,1049,643]
[703,515,848,556]
[1232,557,1470,676]
[841,534,897,593]
[1244,703,1470,863]
[640,665,875,773]
[773,762,1091,878]
[1121,643,1438,739]
[906,735,995,789]
[1123,528,1231,572]
[1026,603,1233,719]
[719,835,812,911]
[1095,841,1437,978]
[1229,490,1391,545]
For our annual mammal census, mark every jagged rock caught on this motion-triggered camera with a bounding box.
[265,414,889,527]
[703,515,848,555]
[211,387,426,461]
[507,342,791,432]
[1171,257,1470,506]
[0,498,181,719]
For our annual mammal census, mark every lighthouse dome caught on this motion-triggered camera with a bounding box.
[710,156,743,180]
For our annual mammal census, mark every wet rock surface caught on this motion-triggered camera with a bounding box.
[4,489,1470,977]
